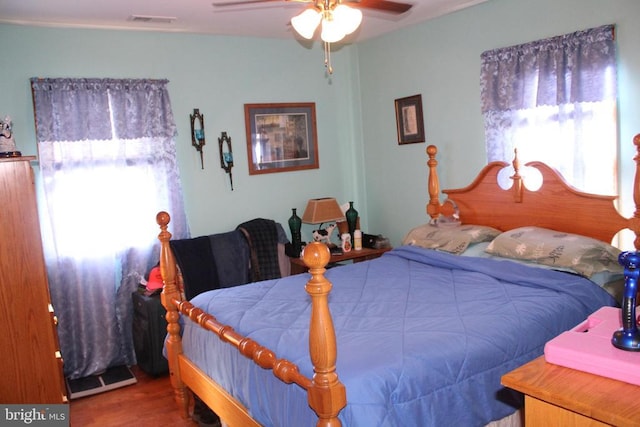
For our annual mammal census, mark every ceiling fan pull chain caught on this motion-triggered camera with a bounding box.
[324,41,333,74]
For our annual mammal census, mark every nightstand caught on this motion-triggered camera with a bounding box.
[289,246,391,275]
[501,356,640,427]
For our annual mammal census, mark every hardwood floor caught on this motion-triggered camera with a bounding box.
[69,366,198,427]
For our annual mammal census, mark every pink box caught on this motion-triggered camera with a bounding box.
[544,306,640,386]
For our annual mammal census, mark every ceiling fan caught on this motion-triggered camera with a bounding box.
[212,0,414,73]
[212,0,413,14]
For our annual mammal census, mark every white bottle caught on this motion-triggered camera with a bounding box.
[354,229,362,251]
[341,233,352,252]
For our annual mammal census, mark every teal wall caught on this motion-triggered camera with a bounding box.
[359,0,640,245]
[0,26,364,241]
[1,0,639,246]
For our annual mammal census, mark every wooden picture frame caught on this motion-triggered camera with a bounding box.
[244,103,319,175]
[394,94,425,145]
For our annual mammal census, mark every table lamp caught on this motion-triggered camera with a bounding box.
[301,198,345,246]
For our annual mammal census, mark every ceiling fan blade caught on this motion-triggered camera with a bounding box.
[212,0,309,7]
[349,0,413,14]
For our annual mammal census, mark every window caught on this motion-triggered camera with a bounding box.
[480,25,617,194]
[39,137,175,258]
[31,78,189,379]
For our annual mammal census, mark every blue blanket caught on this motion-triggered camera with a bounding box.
[181,246,615,427]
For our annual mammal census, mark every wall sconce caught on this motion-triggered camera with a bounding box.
[190,108,205,169]
[218,131,234,190]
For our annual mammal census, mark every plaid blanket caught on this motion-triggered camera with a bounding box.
[237,218,281,282]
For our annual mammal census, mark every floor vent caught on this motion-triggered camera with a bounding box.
[66,365,137,400]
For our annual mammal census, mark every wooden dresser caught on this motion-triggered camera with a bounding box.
[502,356,640,427]
[0,157,67,403]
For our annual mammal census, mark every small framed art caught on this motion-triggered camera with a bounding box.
[394,94,425,145]
[244,103,319,175]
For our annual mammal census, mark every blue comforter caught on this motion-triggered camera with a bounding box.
[181,246,615,427]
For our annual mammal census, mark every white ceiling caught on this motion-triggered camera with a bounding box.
[0,0,488,42]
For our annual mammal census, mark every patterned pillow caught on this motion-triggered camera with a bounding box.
[485,226,622,278]
[402,223,501,255]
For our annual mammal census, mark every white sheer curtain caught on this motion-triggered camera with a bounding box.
[31,78,189,379]
[480,25,617,194]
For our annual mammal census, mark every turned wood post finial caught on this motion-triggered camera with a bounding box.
[510,148,523,203]
[156,211,177,297]
[426,145,441,220]
[155,210,189,418]
[302,241,331,271]
[156,210,170,229]
[302,242,346,426]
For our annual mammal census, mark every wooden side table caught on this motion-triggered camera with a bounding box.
[501,356,640,427]
[289,246,391,275]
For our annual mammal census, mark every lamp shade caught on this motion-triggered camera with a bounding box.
[333,4,362,35]
[301,198,345,224]
[320,16,346,43]
[291,8,322,39]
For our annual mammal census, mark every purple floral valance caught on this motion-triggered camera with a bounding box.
[480,24,616,113]
[30,78,177,142]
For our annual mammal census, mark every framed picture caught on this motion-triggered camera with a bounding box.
[244,103,319,175]
[394,94,425,145]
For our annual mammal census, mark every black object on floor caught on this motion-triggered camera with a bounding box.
[193,396,222,427]
[66,365,137,399]
[132,290,169,376]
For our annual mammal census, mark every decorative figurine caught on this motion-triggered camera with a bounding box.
[612,251,640,351]
[312,223,337,245]
[0,116,19,155]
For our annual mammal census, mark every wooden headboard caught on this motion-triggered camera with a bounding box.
[425,135,640,249]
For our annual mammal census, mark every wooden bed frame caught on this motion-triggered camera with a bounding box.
[157,136,640,427]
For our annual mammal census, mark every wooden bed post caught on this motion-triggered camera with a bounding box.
[156,211,191,419]
[426,145,441,221]
[303,242,347,427]
[510,148,523,203]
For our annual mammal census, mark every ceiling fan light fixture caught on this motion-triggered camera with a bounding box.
[332,4,362,35]
[291,8,322,40]
[320,15,346,43]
